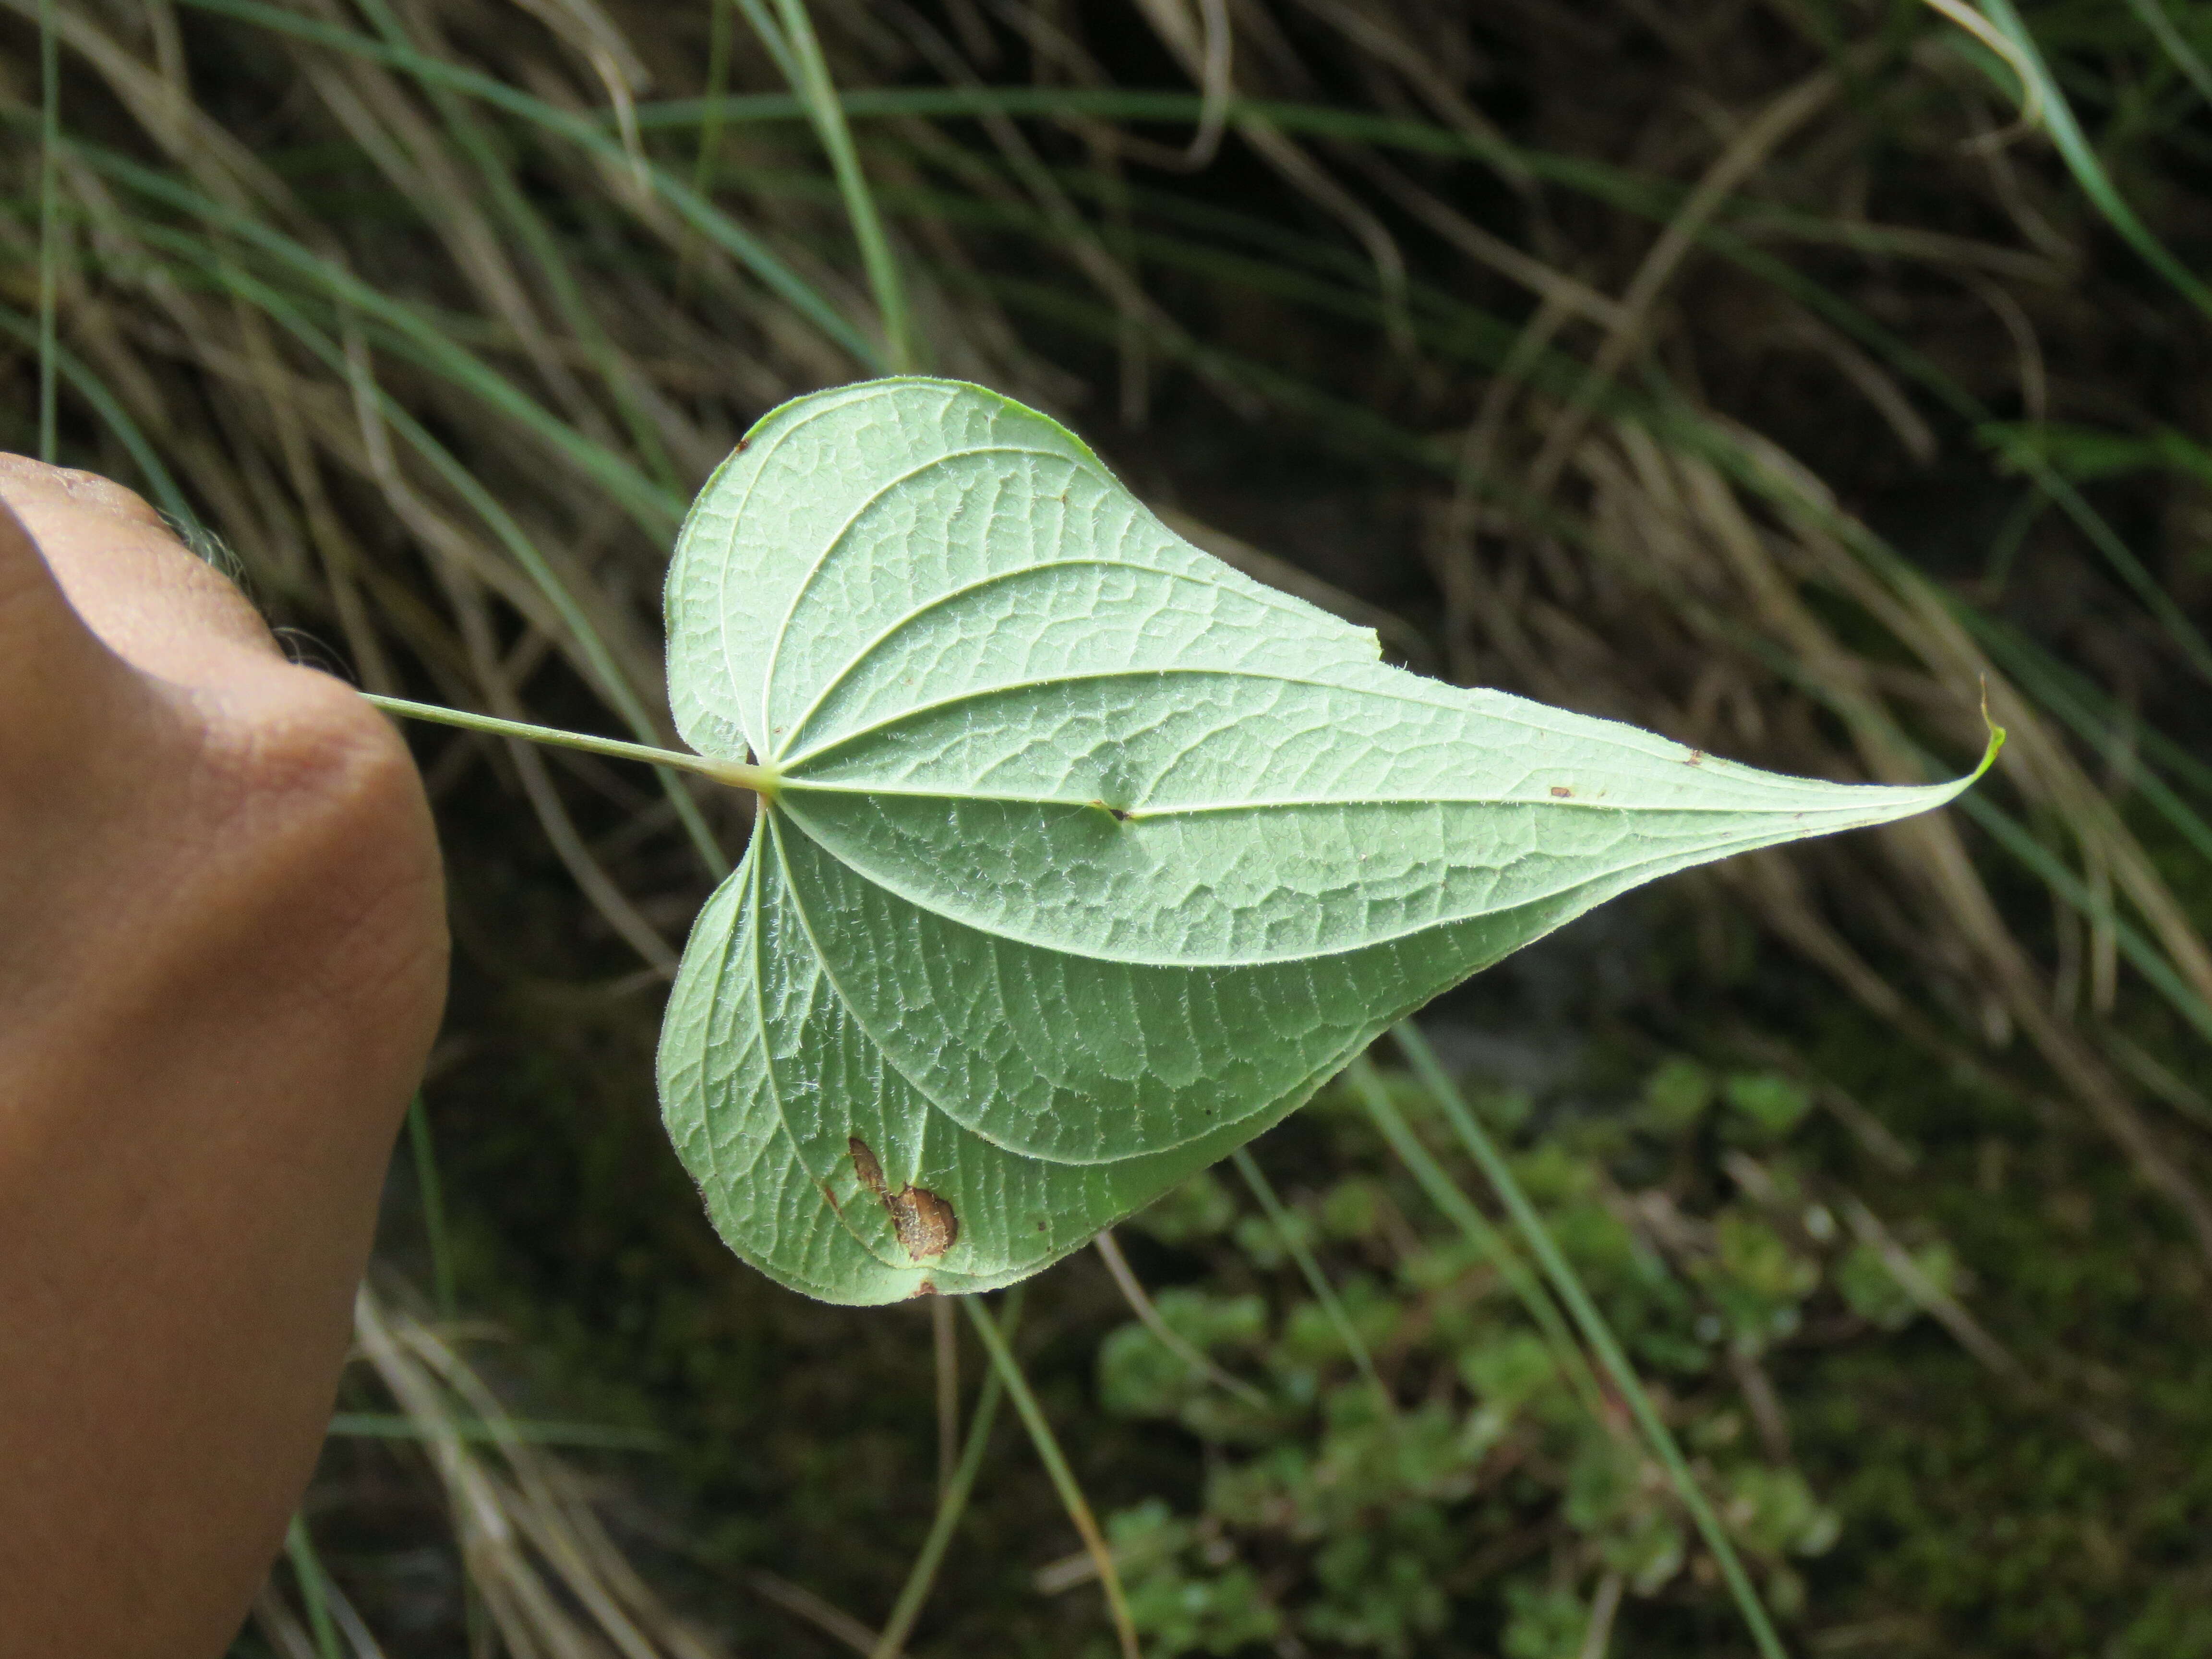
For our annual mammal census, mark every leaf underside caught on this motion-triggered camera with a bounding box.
[659,377,1980,1305]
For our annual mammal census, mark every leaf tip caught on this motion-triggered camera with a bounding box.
[1973,678,2007,782]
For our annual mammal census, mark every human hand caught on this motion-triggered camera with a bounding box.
[0,457,447,1657]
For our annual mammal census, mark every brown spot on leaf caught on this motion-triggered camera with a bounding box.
[848,1136,960,1261]
[892,1188,959,1260]
[1685,748,1704,766]
[908,1279,938,1299]
[848,1136,887,1192]
[1550,784,1573,798]
[1091,799,1132,823]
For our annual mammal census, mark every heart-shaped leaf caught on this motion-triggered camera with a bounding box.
[658,377,1990,1305]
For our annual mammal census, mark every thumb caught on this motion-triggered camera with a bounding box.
[0,493,126,709]
[0,493,155,806]
[0,455,281,693]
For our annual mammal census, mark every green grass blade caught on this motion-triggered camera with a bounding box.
[171,0,881,369]
[283,1514,345,1659]
[59,141,682,538]
[1974,430,2212,685]
[1230,1145,1396,1419]
[623,74,2194,321]
[1393,1020,1791,1659]
[36,0,59,461]
[634,85,1544,175]
[693,0,738,205]
[407,1094,457,1322]
[1346,1054,1609,1423]
[871,1289,1018,1658]
[1956,792,2212,1044]
[2124,0,2212,104]
[1094,1229,1273,1409]
[1963,611,2212,856]
[961,1295,1138,1659]
[325,1411,666,1451]
[0,302,195,526]
[730,0,800,83]
[1994,637,2212,803]
[1599,200,2212,684]
[761,0,914,370]
[345,0,681,494]
[138,241,631,661]
[1972,0,2212,321]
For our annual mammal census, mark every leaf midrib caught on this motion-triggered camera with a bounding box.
[776,666,1869,808]
[776,778,1909,817]
[772,793,1851,967]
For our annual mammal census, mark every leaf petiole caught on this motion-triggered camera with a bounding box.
[363,693,779,797]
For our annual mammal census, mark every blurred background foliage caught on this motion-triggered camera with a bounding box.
[4,0,2212,1652]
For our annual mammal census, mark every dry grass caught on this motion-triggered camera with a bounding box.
[264,1282,739,1659]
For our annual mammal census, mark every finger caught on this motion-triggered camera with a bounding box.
[0,494,164,805]
[0,456,282,689]
[0,495,130,693]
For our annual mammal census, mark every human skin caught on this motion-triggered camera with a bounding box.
[0,456,448,1656]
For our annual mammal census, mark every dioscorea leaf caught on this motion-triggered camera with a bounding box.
[658,377,1996,1305]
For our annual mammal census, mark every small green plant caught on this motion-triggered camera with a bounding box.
[378,374,1998,1310]
[1090,1053,1954,1658]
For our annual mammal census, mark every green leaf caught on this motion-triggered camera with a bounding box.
[658,376,1995,1305]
